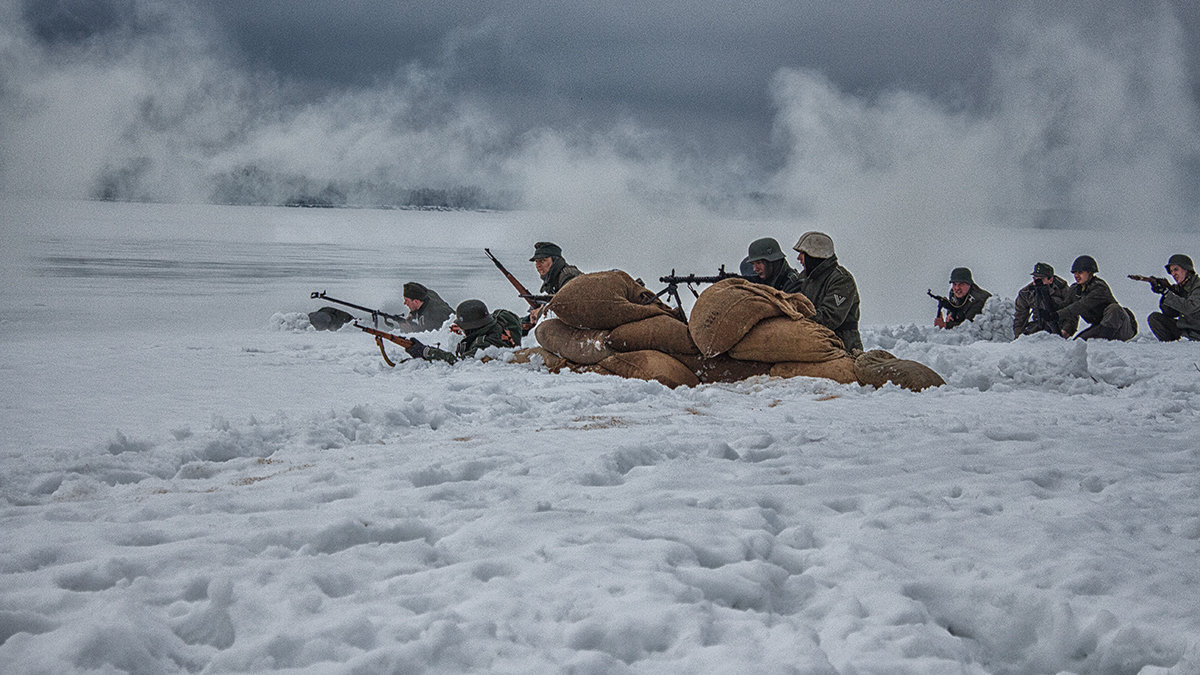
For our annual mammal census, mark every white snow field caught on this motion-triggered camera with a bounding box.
[2,198,1199,674]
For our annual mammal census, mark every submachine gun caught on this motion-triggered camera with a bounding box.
[657,265,744,314]
[926,289,952,321]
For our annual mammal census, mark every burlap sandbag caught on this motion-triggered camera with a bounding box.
[727,317,847,363]
[673,353,773,384]
[854,349,945,392]
[510,347,569,373]
[770,355,859,384]
[598,350,701,389]
[688,278,817,357]
[545,270,678,330]
[607,314,699,355]
[535,318,615,365]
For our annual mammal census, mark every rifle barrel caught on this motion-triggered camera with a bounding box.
[311,291,406,324]
[485,248,542,308]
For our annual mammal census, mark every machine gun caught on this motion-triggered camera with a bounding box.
[1128,274,1173,294]
[310,290,406,327]
[656,265,743,312]
[353,321,416,367]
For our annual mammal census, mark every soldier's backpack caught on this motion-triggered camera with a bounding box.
[492,309,524,347]
[309,306,354,331]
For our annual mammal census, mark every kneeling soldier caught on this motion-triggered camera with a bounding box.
[1146,254,1200,341]
[1057,255,1137,341]
[1014,262,1069,338]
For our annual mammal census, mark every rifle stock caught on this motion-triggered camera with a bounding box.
[353,321,415,368]
[485,248,545,309]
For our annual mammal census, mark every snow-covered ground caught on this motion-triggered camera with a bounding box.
[2,198,1199,674]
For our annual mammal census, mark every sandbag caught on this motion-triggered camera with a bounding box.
[534,318,615,365]
[598,350,701,389]
[673,354,773,384]
[545,270,678,330]
[854,349,945,392]
[688,278,817,357]
[770,355,859,384]
[727,317,847,363]
[607,314,699,355]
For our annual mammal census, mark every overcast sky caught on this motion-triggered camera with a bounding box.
[5,0,1200,229]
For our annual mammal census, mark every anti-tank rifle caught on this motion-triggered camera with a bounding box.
[310,290,406,327]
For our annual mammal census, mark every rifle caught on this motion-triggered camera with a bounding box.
[656,265,743,312]
[353,321,415,368]
[1128,274,1172,294]
[310,290,406,327]
[485,248,546,310]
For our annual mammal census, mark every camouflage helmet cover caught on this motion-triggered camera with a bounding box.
[793,231,835,258]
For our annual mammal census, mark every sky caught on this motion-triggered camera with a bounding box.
[3,0,1200,230]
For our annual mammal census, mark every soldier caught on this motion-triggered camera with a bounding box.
[405,300,523,364]
[395,282,453,332]
[936,267,992,329]
[529,242,583,321]
[1013,262,1069,338]
[792,231,863,352]
[742,237,803,293]
[1056,255,1137,341]
[1146,254,1200,341]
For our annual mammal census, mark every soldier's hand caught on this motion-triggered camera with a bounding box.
[1151,278,1169,294]
[934,316,947,329]
[405,339,427,359]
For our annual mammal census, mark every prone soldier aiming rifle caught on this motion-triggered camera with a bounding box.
[484,248,550,330]
[657,265,744,314]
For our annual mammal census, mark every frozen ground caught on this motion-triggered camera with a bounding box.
[1,198,1199,674]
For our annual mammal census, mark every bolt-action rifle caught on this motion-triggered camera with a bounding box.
[1128,274,1174,294]
[310,290,406,327]
[656,265,743,313]
[353,321,416,367]
[484,248,547,330]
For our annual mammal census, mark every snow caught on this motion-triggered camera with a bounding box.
[2,198,1199,674]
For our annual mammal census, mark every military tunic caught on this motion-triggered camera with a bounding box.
[1013,277,1069,337]
[943,285,991,329]
[1056,276,1136,341]
[396,288,453,332]
[539,258,584,295]
[1149,273,1200,340]
[798,256,862,352]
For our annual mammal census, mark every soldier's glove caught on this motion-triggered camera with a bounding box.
[405,339,428,359]
[1151,279,1169,294]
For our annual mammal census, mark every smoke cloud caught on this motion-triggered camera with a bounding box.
[2,0,1198,235]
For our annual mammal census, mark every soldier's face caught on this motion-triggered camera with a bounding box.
[1168,264,1187,284]
[403,297,423,312]
[751,260,768,279]
[534,257,553,276]
[1034,276,1050,286]
[1073,270,1092,284]
[950,281,970,298]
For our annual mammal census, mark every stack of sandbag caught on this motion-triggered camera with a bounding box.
[526,272,944,391]
[687,278,859,384]
[533,270,700,388]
